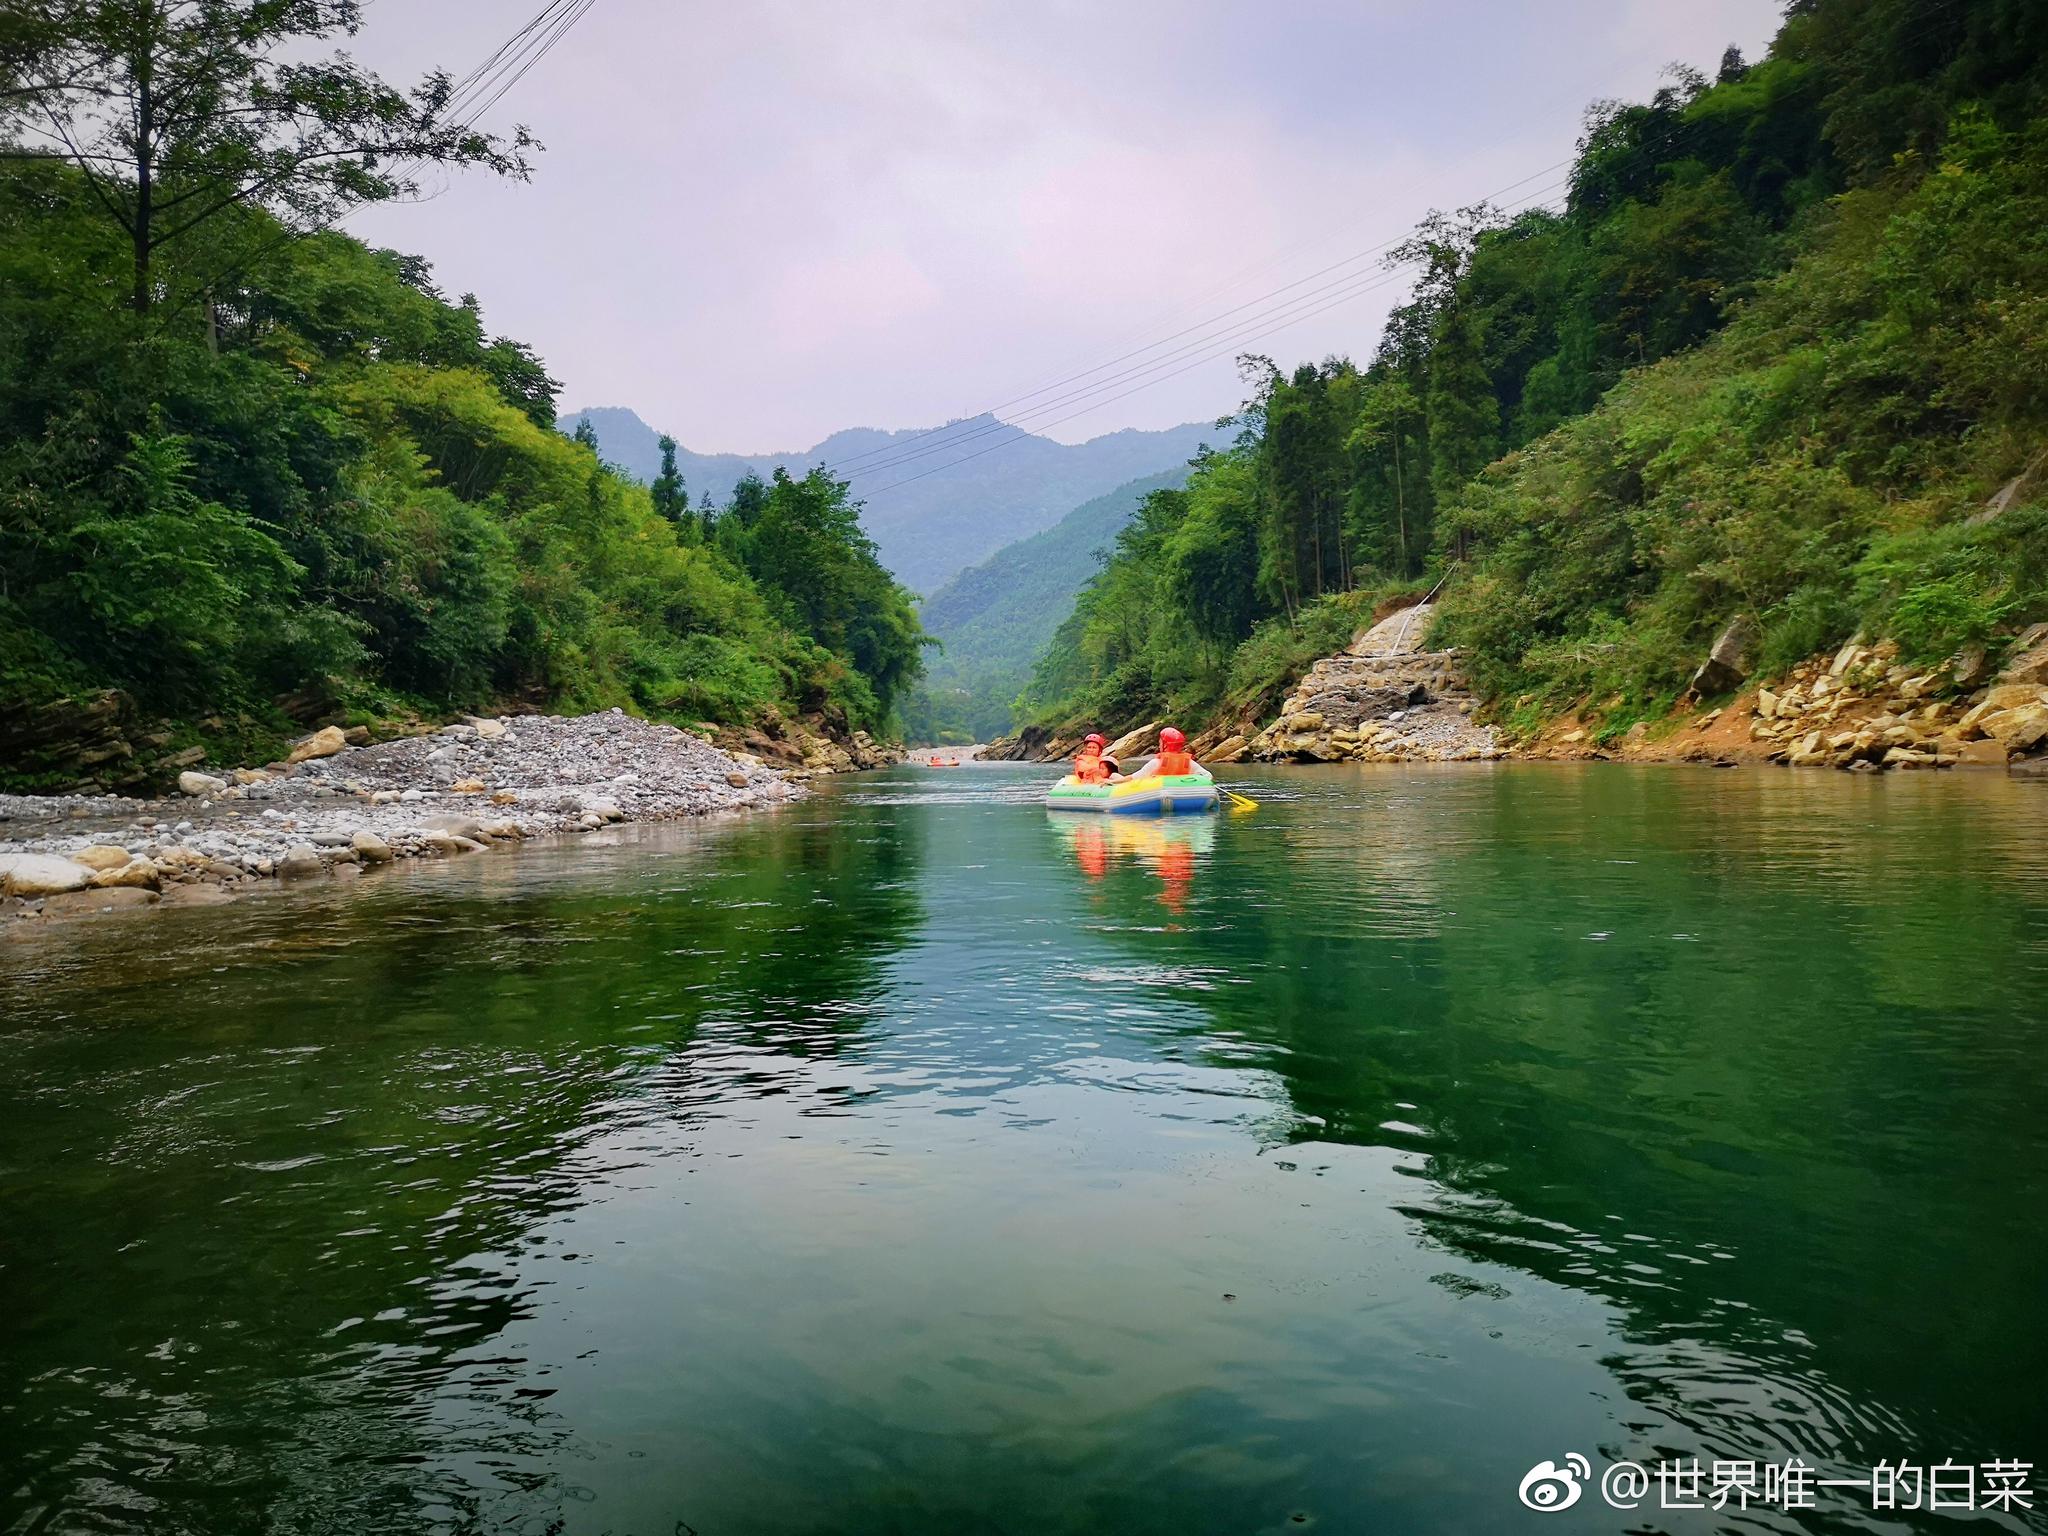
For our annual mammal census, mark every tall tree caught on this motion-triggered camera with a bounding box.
[650,433,688,529]
[1347,376,1425,574]
[1425,304,1499,512]
[0,0,534,315]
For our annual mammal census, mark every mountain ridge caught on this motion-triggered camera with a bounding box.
[902,466,1195,743]
[560,406,1210,595]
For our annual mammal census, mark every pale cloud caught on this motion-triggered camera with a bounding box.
[346,0,1785,452]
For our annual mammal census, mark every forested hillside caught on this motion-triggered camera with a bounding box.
[903,469,1189,743]
[1018,0,2048,744]
[0,6,922,789]
[561,406,1210,596]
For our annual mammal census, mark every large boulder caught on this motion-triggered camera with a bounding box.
[73,844,134,871]
[286,725,348,765]
[0,853,96,897]
[1347,601,1435,657]
[277,843,324,878]
[1996,624,2048,687]
[1983,703,2048,754]
[90,857,161,891]
[351,831,394,864]
[1980,683,2048,714]
[178,769,227,796]
[1206,735,1250,765]
[1105,721,1164,763]
[1690,615,1758,696]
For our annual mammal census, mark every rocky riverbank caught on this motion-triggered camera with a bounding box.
[988,606,2046,780]
[986,602,1502,768]
[1520,626,2048,773]
[0,710,807,924]
[1240,603,1502,765]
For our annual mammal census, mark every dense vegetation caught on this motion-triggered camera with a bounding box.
[0,4,922,785]
[1020,0,2048,741]
[903,470,1187,744]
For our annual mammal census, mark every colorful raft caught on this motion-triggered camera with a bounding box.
[1045,771,1220,815]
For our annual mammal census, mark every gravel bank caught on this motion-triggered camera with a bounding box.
[1,710,800,921]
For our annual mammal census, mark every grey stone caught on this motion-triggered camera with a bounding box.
[1690,615,1758,696]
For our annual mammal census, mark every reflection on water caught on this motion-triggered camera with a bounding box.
[1052,812,1215,915]
[2,763,2045,1536]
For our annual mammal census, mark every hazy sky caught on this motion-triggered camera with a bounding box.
[347,0,1786,453]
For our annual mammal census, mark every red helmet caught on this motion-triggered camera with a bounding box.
[1160,727,1186,750]
[1084,733,1106,747]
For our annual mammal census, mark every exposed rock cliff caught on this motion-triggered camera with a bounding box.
[1246,604,1502,764]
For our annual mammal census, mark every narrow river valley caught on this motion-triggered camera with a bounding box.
[4,764,2045,1535]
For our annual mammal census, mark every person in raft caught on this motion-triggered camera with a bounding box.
[1123,726,1199,781]
[1072,733,1120,784]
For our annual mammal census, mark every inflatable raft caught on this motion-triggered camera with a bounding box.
[1045,770,1219,815]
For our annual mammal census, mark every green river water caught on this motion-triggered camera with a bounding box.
[3,763,2045,1536]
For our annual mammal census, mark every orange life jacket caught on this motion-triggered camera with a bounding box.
[1156,749,1192,776]
[1074,748,1108,784]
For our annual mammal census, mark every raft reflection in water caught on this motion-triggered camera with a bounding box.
[1051,812,1215,914]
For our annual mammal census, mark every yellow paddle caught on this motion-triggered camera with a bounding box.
[1223,788,1259,811]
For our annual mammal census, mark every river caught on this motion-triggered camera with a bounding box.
[3,763,2045,1535]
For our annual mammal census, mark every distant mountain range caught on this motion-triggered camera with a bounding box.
[906,468,1191,742]
[559,406,1209,595]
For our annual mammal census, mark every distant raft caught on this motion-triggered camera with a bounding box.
[1045,771,1220,815]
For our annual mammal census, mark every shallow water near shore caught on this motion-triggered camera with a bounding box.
[3,763,2046,1535]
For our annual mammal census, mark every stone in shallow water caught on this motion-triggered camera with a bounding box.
[0,853,95,897]
[39,886,160,915]
[91,858,160,891]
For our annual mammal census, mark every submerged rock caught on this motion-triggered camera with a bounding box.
[39,886,160,916]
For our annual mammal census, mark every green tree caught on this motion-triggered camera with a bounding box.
[1,0,533,315]
[1424,303,1499,514]
[651,433,690,532]
[1346,376,1425,574]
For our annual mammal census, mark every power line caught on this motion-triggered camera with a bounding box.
[818,10,1962,493]
[832,176,1571,484]
[156,0,600,321]
[853,214,1560,498]
[823,156,1577,479]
